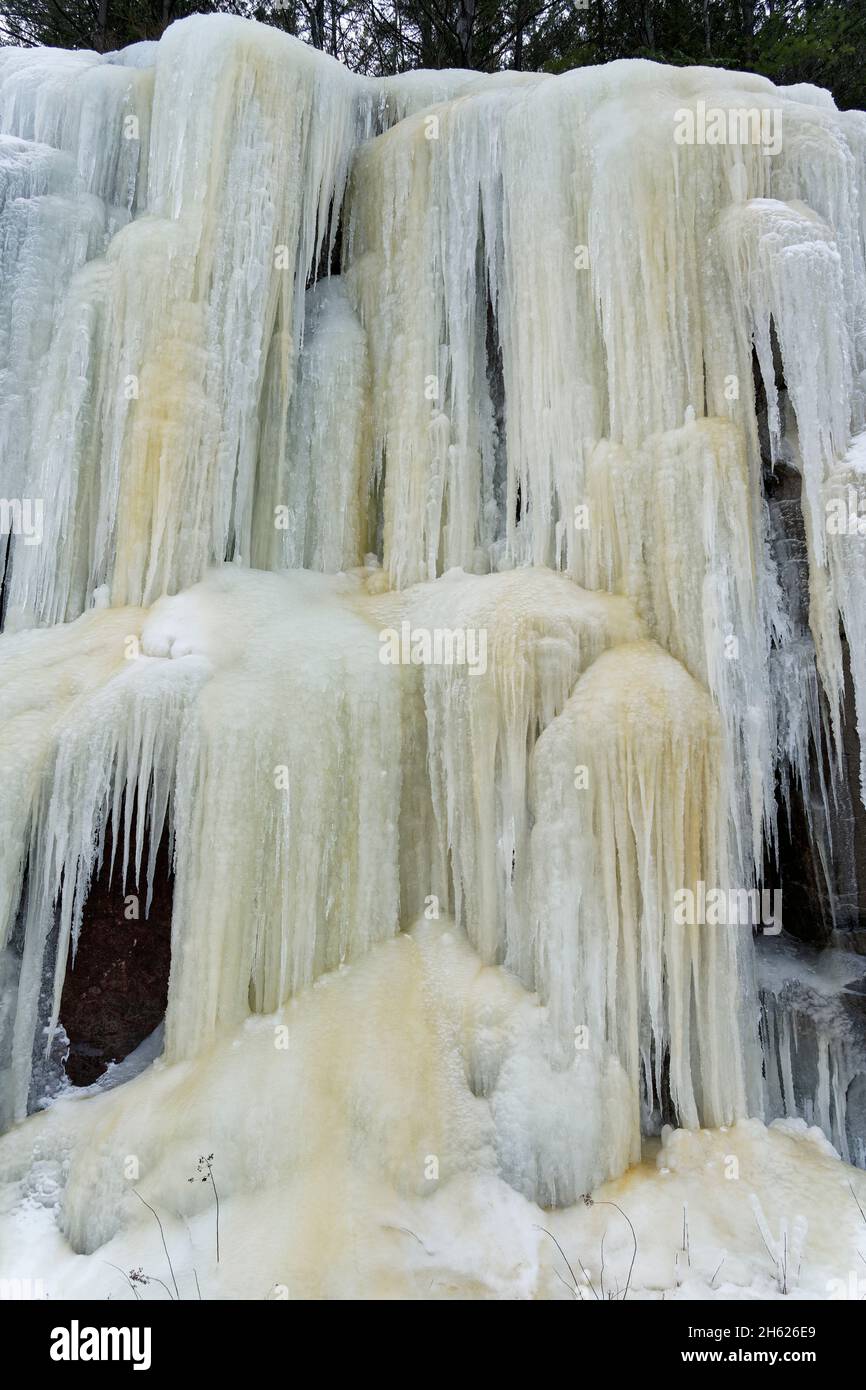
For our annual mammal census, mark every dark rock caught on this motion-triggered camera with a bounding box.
[59,823,173,1086]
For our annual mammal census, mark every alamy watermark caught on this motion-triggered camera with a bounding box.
[0,497,43,546]
[0,1277,46,1299]
[673,881,782,933]
[379,621,488,676]
[674,101,783,156]
[826,486,866,536]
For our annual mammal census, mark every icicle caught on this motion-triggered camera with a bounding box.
[0,138,108,506]
[3,18,369,625]
[711,197,857,741]
[147,568,405,1059]
[826,432,866,805]
[254,278,372,573]
[759,935,866,1165]
[586,416,774,880]
[405,567,642,976]
[530,641,758,1145]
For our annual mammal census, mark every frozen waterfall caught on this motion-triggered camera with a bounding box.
[2,13,866,1299]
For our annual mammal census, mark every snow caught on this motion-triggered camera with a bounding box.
[1,923,865,1299]
[1,13,866,1299]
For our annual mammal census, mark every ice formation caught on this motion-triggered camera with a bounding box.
[1,13,866,1297]
[405,567,642,972]
[530,641,757,1139]
[758,934,866,1166]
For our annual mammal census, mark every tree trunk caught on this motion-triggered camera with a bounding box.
[455,0,477,67]
[741,0,755,60]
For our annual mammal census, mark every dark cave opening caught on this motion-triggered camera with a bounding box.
[307,195,344,288]
[59,816,174,1087]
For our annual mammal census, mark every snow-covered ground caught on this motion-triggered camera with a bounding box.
[1,921,864,1301]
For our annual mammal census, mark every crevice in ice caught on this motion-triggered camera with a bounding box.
[763,454,863,942]
[308,196,345,286]
[0,532,10,629]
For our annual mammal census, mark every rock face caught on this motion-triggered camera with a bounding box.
[59,828,172,1086]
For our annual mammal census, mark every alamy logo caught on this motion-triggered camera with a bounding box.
[826,1271,866,1300]
[0,1277,45,1299]
[673,101,782,155]
[826,486,866,536]
[49,1320,152,1371]
[0,497,43,546]
[379,621,488,675]
[673,881,782,933]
